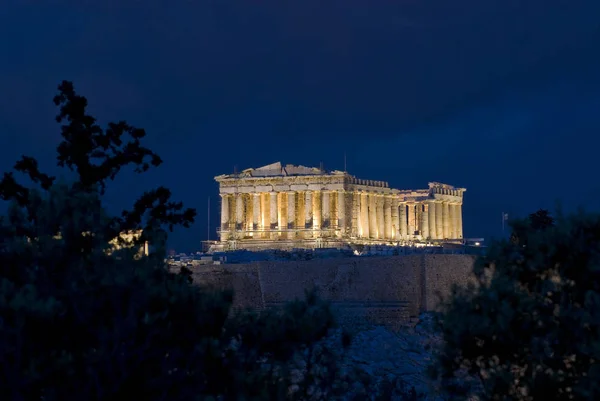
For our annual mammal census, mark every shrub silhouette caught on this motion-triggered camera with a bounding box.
[435,209,600,400]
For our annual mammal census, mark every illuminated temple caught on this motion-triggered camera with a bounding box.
[214,162,465,251]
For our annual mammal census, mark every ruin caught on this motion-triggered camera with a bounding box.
[214,162,465,251]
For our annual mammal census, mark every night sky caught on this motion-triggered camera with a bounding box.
[1,1,599,252]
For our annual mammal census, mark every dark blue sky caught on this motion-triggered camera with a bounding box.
[1,1,599,252]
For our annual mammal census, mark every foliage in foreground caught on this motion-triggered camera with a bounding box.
[434,209,600,400]
[0,81,421,401]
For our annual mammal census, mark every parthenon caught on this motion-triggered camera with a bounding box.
[214,162,465,250]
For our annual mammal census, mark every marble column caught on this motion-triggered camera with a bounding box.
[457,203,463,239]
[399,202,408,238]
[260,193,269,238]
[442,202,450,239]
[294,192,303,238]
[305,191,313,230]
[416,204,422,236]
[391,197,400,240]
[322,191,331,229]
[421,204,430,239]
[259,193,266,229]
[253,193,260,232]
[331,192,338,229]
[360,192,370,239]
[337,190,346,236]
[287,192,296,230]
[220,194,229,232]
[295,192,304,231]
[369,194,378,239]
[384,196,392,239]
[377,195,385,239]
[351,191,360,237]
[455,204,461,239]
[269,192,278,233]
[435,202,443,239]
[235,193,244,231]
[407,204,416,237]
[355,193,362,237]
[428,201,437,239]
[278,192,286,236]
[448,203,456,239]
[244,194,253,232]
[229,196,235,231]
[313,191,321,231]
[453,204,461,239]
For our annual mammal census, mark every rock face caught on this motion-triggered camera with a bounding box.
[280,312,459,401]
[304,313,480,401]
[346,317,441,396]
[346,312,485,401]
[340,313,444,400]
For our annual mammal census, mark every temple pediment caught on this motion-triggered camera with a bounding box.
[283,164,323,176]
[251,161,282,174]
[223,162,328,179]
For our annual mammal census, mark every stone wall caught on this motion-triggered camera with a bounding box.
[422,254,480,311]
[187,254,476,331]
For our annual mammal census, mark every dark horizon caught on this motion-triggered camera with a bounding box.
[1,1,599,252]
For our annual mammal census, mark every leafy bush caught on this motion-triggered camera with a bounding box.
[434,209,600,400]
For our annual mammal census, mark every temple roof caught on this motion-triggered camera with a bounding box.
[215,162,346,180]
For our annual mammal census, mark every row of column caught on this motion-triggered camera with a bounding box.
[220,191,346,239]
[351,193,462,240]
[421,201,463,240]
[221,191,463,241]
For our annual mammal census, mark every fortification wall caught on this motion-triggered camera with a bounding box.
[188,254,477,331]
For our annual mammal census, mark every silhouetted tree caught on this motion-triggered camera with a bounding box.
[434,209,600,400]
[528,209,555,230]
[0,80,195,259]
[509,208,555,246]
[0,81,413,401]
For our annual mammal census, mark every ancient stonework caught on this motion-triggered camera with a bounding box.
[183,254,477,331]
[214,162,466,251]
